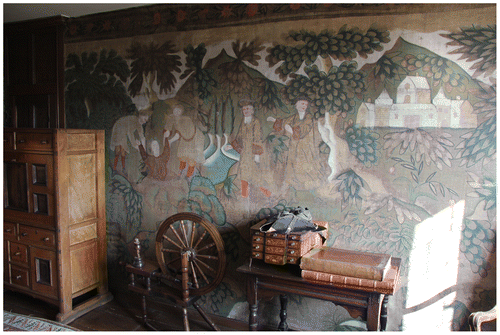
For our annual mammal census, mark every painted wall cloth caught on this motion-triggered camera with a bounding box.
[64,4,496,331]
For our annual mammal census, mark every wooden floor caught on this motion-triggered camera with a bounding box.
[3,289,248,331]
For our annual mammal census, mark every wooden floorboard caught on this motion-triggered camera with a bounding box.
[3,289,249,331]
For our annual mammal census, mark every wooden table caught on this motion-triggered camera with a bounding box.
[236,258,401,331]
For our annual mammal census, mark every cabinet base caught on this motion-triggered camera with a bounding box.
[57,292,114,324]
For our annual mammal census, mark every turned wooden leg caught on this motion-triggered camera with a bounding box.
[247,275,258,331]
[278,294,289,331]
[380,295,389,331]
[141,295,148,324]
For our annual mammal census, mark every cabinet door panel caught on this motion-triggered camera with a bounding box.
[4,161,29,212]
[6,32,31,86]
[4,153,55,224]
[30,247,57,298]
[33,27,58,85]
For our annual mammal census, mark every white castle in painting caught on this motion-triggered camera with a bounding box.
[356,76,477,128]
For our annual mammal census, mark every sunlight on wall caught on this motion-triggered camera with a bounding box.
[403,200,465,330]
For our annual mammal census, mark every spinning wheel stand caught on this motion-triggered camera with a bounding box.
[125,212,226,331]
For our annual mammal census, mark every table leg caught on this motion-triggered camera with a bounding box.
[278,294,289,331]
[367,293,383,331]
[247,275,258,331]
[380,295,389,331]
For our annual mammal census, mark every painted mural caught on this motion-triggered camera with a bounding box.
[64,4,496,331]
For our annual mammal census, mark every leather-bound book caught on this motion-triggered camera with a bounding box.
[300,247,392,281]
[301,265,399,295]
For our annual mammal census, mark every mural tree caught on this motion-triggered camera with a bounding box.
[126,41,182,102]
[181,43,217,101]
[441,25,496,79]
[283,62,365,118]
[65,49,130,123]
[266,26,390,81]
[440,25,497,169]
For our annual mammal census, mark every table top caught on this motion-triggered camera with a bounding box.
[237,257,401,295]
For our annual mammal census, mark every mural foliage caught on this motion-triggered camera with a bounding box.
[65,4,495,331]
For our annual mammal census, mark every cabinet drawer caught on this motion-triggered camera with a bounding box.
[15,133,53,151]
[4,222,17,239]
[10,243,28,264]
[252,235,264,243]
[10,265,30,288]
[18,226,55,248]
[252,251,264,259]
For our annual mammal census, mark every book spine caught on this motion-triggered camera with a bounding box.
[300,258,383,281]
[301,270,394,293]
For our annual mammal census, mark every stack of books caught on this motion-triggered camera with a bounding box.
[300,247,398,294]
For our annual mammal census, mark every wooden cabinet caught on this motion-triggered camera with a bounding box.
[3,128,112,323]
[4,16,66,128]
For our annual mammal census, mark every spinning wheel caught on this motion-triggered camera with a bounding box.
[126,212,226,331]
[155,212,226,297]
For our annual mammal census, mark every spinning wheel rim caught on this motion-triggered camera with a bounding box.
[155,212,226,297]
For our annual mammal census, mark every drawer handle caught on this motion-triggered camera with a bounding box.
[21,232,28,237]
[273,233,278,237]
[18,139,26,144]
[14,252,21,256]
[290,242,296,246]
[5,228,12,233]
[290,250,295,254]
[289,258,295,262]
[40,140,48,144]
[15,275,22,280]
[254,245,261,250]
[255,237,261,242]
[254,253,260,257]
[43,237,50,242]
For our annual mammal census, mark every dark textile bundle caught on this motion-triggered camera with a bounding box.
[260,207,317,234]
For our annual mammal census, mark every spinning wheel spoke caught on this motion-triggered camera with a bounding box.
[161,248,180,253]
[193,230,208,250]
[196,254,219,261]
[164,235,183,250]
[190,262,200,289]
[192,259,210,285]
[170,225,187,248]
[193,258,217,276]
[180,220,190,247]
[165,256,181,267]
[195,242,216,253]
[189,221,196,248]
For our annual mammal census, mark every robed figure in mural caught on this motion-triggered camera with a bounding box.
[110,107,151,176]
[268,98,324,191]
[164,103,205,178]
[227,99,272,199]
